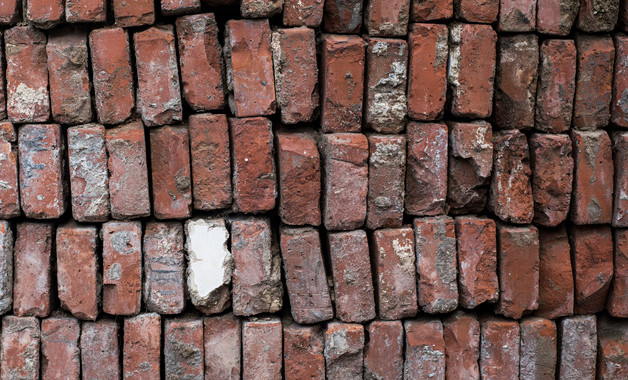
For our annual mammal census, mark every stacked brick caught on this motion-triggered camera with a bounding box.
[0,0,625,378]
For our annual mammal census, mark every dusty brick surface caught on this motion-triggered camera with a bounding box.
[1,316,40,380]
[537,0,579,35]
[164,318,204,379]
[162,0,200,15]
[364,321,404,380]
[0,0,19,24]
[284,321,325,380]
[454,0,498,23]
[597,314,628,379]
[578,0,619,31]
[204,314,241,379]
[612,34,628,127]
[365,0,410,36]
[324,0,363,33]
[41,316,80,379]
[612,132,628,226]
[0,221,12,314]
[411,0,452,21]
[558,315,597,379]
[536,226,574,319]
[81,320,120,380]
[26,0,63,28]
[443,311,480,379]
[242,319,283,379]
[123,313,161,379]
[480,317,520,380]
[324,322,364,380]
[66,0,106,22]
[0,125,19,219]
[404,319,446,379]
[608,228,628,317]
[283,0,323,26]
[113,0,155,26]
[498,0,537,31]
[519,317,557,380]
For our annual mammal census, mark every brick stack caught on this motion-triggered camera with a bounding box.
[0,0,626,378]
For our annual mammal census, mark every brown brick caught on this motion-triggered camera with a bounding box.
[204,314,241,379]
[324,322,364,380]
[558,315,597,379]
[1,316,40,379]
[81,320,120,380]
[577,0,619,32]
[480,317,520,380]
[0,221,11,315]
[454,0,498,23]
[283,321,325,380]
[365,0,410,36]
[324,0,363,33]
[411,0,452,21]
[65,0,106,22]
[613,133,628,227]
[536,0,579,35]
[498,0,536,31]
[123,313,161,380]
[164,319,204,379]
[443,311,480,380]
[0,124,19,219]
[26,0,63,28]
[597,314,628,379]
[243,319,283,379]
[364,321,403,380]
[404,319,446,379]
[113,0,155,26]
[161,0,200,15]
[41,316,80,380]
[240,0,281,17]
[283,0,323,26]
[608,229,628,317]
[520,317,557,380]
[0,0,19,24]
[537,226,574,319]
[612,35,628,128]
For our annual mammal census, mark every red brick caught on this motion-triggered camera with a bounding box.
[608,229,628,317]
[0,125,19,219]
[365,0,410,36]
[149,126,192,219]
[204,314,241,379]
[133,25,183,127]
[18,124,66,219]
[277,131,321,226]
[0,123,15,142]
[0,0,19,24]
[494,34,539,130]
[283,0,323,26]
[573,35,614,130]
[105,122,151,220]
[535,39,577,133]
[5,26,49,122]
[448,23,496,118]
[443,312,480,380]
[161,0,200,15]
[113,0,154,26]
[26,0,63,28]
[536,226,574,319]
[41,316,80,380]
[323,0,363,33]
[0,36,5,119]
[81,320,120,380]
[480,317,520,380]
[411,0,452,21]
[176,13,225,112]
[225,19,276,117]
[243,319,282,379]
[284,322,325,380]
[597,314,628,379]
[405,122,448,216]
[280,227,334,324]
[454,0,498,23]
[322,133,368,230]
[447,121,493,214]
[65,0,106,22]
[0,222,11,314]
[230,117,276,213]
[324,322,364,379]
[89,28,134,125]
[188,114,232,211]
[364,321,404,380]
[123,313,161,380]
[570,130,614,224]
[578,0,619,31]
[536,0,579,35]
[613,35,628,128]
[164,319,204,379]
[231,217,283,316]
[520,317,557,380]
[455,216,498,308]
[570,225,613,314]
[498,0,536,31]
[1,316,40,379]
[13,222,52,317]
[241,0,282,17]
[488,130,533,224]
[143,222,185,314]
[67,124,110,222]
[558,315,597,379]
[404,319,446,379]
[328,230,375,322]
[407,23,448,121]
[272,27,319,124]
[366,135,405,229]
[530,133,574,227]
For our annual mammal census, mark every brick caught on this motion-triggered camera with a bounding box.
[443,311,480,380]
[225,19,276,117]
[241,0,282,17]
[623,0,628,31]
[365,38,407,133]
[536,0,579,35]
[164,319,204,379]
[609,229,628,317]
[536,226,574,319]
[573,35,614,130]
[185,218,232,315]
[480,318,520,380]
[65,0,106,22]
[496,224,539,319]
[535,39,577,133]
[447,121,493,214]
[597,314,628,379]
[204,314,241,379]
[284,321,325,380]
[5,26,49,122]
[322,133,368,230]
[494,34,539,130]
[407,23,448,121]
[366,135,405,229]
[328,230,376,322]
[243,319,282,379]
[0,36,5,119]
[41,316,80,380]
[364,321,404,380]
[133,25,183,127]
[89,28,134,125]
[231,217,283,316]
[498,0,536,31]
[530,133,574,227]
[13,223,52,317]
[570,130,613,224]
[488,130,534,224]
[18,124,66,219]
[188,114,232,211]
[0,0,19,24]
[283,0,323,26]
[143,222,185,314]
[414,216,458,313]
[613,35,628,128]
[323,0,363,33]
[67,124,110,222]
[454,217,498,308]
[324,323,364,380]
[520,317,557,380]
[454,0,498,23]
[123,313,161,380]
[26,0,63,28]
[0,222,11,315]
[230,117,276,213]
[411,0,452,21]
[105,123,151,219]
[578,0,619,31]
[558,315,597,379]
[149,126,192,219]
[0,123,15,143]
[570,225,613,314]
[371,227,417,319]
[0,126,19,219]
[176,13,225,112]
[280,227,334,324]
[1,316,40,379]
[81,320,120,380]
[405,122,448,216]
[162,0,200,15]
[277,131,321,226]
[113,0,154,26]
[404,319,446,380]
[365,0,410,36]
[271,27,319,124]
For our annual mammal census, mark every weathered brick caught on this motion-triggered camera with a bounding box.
[161,0,200,15]
[480,317,520,380]
[164,319,204,379]
[612,35,628,128]
[0,123,14,142]
[536,226,574,319]
[284,321,325,380]
[113,0,155,26]
[0,124,19,219]
[0,0,19,24]
[577,0,619,31]
[558,315,597,379]
[613,136,628,226]
[1,316,40,379]
[65,0,106,22]
[26,0,63,28]
[283,0,323,26]
[412,0,452,20]
[608,229,628,317]
[365,0,410,36]
[0,221,11,315]
[364,321,404,380]
[443,311,480,380]
[204,314,241,379]
[454,0,498,23]
[149,126,192,219]
[243,319,282,379]
[404,319,446,379]
[536,0,579,35]
[324,0,363,33]
[324,322,364,380]
[241,0,282,17]
[123,313,161,379]
[41,316,80,380]
[280,227,334,324]
[597,314,628,379]
[520,317,557,380]
[498,0,536,31]
[81,320,120,380]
